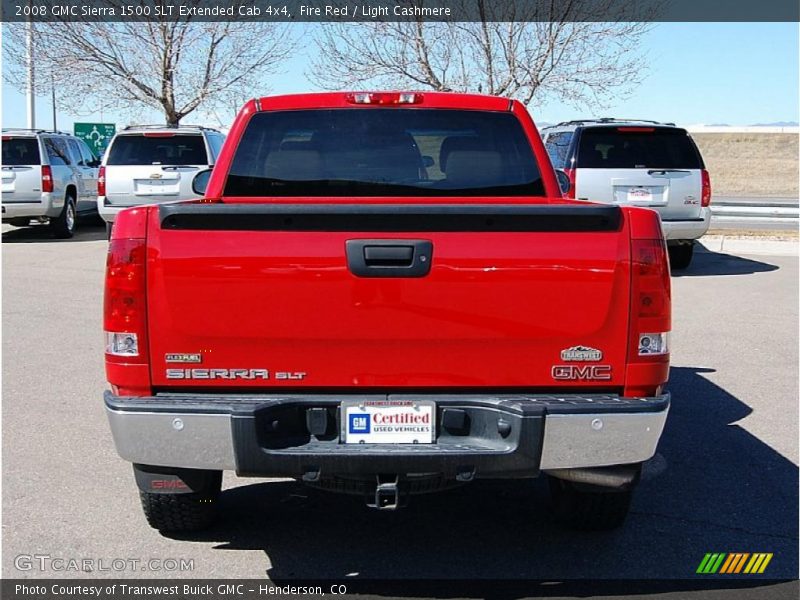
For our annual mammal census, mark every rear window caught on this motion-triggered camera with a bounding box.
[1,137,40,166]
[106,134,207,166]
[577,127,703,169]
[224,109,544,197]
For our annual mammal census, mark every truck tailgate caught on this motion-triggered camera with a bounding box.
[146,203,631,389]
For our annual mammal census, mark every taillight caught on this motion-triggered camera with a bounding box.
[104,238,148,363]
[345,92,423,105]
[630,238,671,358]
[98,166,106,197]
[41,165,53,193]
[563,168,576,199]
[701,169,711,207]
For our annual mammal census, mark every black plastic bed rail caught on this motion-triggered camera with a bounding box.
[158,203,622,232]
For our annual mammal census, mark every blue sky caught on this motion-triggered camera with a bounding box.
[2,22,798,130]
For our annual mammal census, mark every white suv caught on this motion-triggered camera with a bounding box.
[541,119,711,269]
[98,125,225,236]
[2,129,100,238]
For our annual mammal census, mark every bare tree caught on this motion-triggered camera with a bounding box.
[4,7,298,125]
[309,0,655,108]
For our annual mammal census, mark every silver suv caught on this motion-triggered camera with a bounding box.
[541,119,711,269]
[99,125,225,236]
[2,129,100,238]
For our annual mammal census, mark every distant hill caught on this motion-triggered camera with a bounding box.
[750,121,799,127]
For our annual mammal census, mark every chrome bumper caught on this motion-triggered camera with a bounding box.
[105,391,669,475]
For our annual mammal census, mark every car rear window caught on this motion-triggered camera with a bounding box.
[224,109,544,197]
[106,134,207,166]
[577,127,704,169]
[1,137,41,166]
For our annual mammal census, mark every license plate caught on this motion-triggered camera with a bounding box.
[135,179,176,195]
[627,187,653,202]
[341,400,435,444]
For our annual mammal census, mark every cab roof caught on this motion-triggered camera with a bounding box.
[253,91,515,112]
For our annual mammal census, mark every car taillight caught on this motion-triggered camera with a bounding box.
[104,238,148,363]
[41,165,53,193]
[563,168,576,199]
[630,238,671,358]
[345,92,423,105]
[701,169,711,207]
[98,166,106,196]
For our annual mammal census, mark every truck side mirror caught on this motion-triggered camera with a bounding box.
[555,169,571,195]
[192,169,212,196]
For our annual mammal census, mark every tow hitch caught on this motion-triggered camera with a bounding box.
[367,475,404,510]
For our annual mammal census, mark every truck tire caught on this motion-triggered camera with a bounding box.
[139,472,222,533]
[51,194,76,239]
[548,476,633,531]
[668,242,694,270]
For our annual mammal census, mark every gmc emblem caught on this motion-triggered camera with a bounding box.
[552,365,612,381]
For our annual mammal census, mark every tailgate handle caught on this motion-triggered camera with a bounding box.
[364,245,413,266]
[346,240,432,278]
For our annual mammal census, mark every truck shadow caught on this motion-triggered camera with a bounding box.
[1,220,106,243]
[175,367,798,594]
[673,247,779,277]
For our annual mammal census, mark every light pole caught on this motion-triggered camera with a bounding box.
[51,72,56,130]
[25,17,36,128]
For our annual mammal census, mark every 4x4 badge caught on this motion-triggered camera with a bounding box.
[560,346,603,362]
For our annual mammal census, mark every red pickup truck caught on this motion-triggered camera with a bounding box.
[104,92,671,534]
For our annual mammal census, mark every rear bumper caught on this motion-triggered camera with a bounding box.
[661,208,711,241]
[1,193,60,220]
[98,198,130,223]
[99,194,199,223]
[105,391,669,478]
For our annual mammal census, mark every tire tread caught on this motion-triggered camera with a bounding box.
[549,477,633,531]
[139,490,218,532]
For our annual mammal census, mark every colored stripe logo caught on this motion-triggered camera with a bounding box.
[697,553,773,574]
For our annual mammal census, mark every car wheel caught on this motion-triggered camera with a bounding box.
[668,242,694,270]
[548,476,633,531]
[51,195,76,239]
[139,472,222,533]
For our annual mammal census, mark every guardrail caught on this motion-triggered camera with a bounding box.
[711,201,799,220]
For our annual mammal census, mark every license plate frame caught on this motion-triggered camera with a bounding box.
[341,399,436,444]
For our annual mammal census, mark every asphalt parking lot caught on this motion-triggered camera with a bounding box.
[1,222,798,593]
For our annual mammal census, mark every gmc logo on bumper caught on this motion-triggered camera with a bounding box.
[151,479,188,490]
[551,365,612,380]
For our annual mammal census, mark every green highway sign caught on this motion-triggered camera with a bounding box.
[73,123,116,158]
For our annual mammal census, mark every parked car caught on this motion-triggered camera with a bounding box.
[104,92,671,534]
[98,125,225,237]
[2,129,100,238]
[541,119,711,269]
